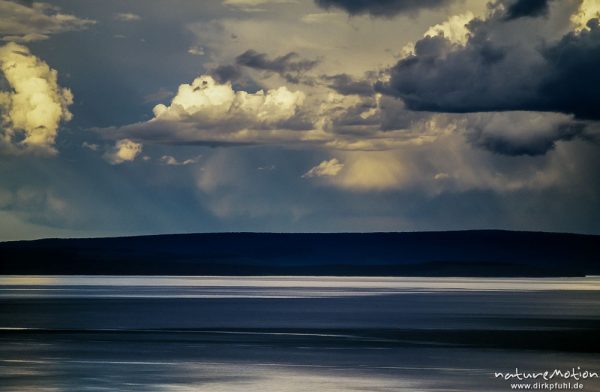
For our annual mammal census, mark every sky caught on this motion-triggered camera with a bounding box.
[0,0,599,240]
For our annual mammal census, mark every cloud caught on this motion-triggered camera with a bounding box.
[104,139,142,164]
[235,49,319,83]
[210,64,243,83]
[114,12,141,22]
[160,155,179,165]
[0,42,73,155]
[103,2,598,161]
[308,131,590,193]
[152,74,304,126]
[223,0,295,11]
[104,69,591,160]
[424,11,473,45]
[301,12,342,24]
[398,11,475,56]
[82,141,99,151]
[378,7,600,120]
[106,73,417,150]
[160,155,201,166]
[0,0,95,42]
[223,0,292,5]
[504,0,549,20]
[332,152,409,190]
[206,49,319,85]
[322,73,374,96]
[107,75,309,146]
[313,0,452,17]
[539,19,600,120]
[302,158,344,178]
[464,111,584,156]
[572,0,600,31]
[187,46,204,56]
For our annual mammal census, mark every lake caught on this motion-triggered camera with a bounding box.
[1,276,599,391]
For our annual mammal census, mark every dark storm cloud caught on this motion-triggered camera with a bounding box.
[469,126,578,156]
[322,73,374,96]
[539,19,600,121]
[236,50,319,72]
[504,0,549,20]
[235,50,319,83]
[313,0,452,17]
[210,64,243,84]
[465,113,585,156]
[378,17,600,120]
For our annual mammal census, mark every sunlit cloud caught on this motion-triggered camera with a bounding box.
[82,142,99,151]
[160,155,202,166]
[104,75,316,146]
[302,158,344,178]
[187,46,205,56]
[0,0,95,42]
[104,139,143,164]
[152,75,304,127]
[114,12,142,22]
[0,42,73,155]
[424,11,474,45]
[571,0,600,31]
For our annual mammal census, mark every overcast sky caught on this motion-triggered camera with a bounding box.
[0,0,599,240]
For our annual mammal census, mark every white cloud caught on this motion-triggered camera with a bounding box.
[0,42,73,155]
[399,11,475,57]
[187,46,205,56]
[82,142,99,151]
[160,155,201,166]
[424,12,474,45]
[114,12,141,22]
[104,139,142,164]
[302,158,344,178]
[0,0,95,42]
[152,75,304,126]
[107,75,312,146]
[160,155,178,165]
[257,164,276,171]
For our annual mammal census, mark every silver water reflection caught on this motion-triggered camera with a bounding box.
[1,276,599,391]
[2,275,600,297]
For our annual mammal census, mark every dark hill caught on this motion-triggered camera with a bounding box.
[0,231,598,277]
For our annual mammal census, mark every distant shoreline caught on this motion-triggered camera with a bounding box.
[1,230,598,277]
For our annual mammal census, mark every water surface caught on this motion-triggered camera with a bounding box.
[1,276,599,391]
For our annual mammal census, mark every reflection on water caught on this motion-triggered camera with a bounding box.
[0,276,599,391]
[1,275,600,292]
